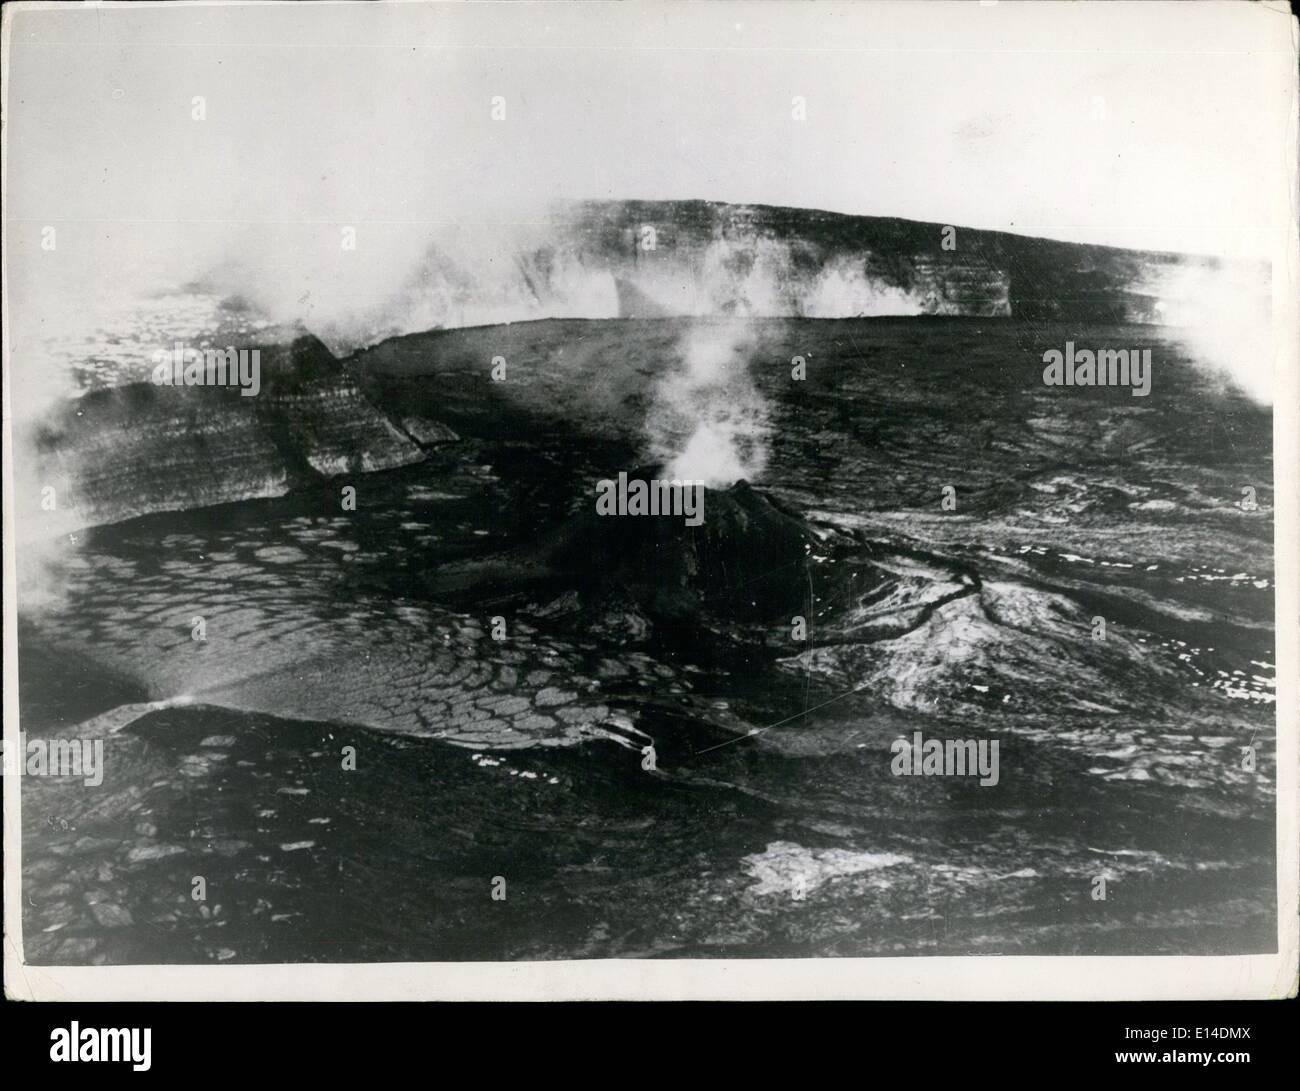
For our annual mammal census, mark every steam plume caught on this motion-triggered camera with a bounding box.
[646,322,772,489]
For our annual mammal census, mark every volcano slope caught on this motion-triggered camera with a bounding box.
[19,316,1276,963]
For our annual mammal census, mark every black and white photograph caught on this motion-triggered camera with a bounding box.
[2,0,1296,1003]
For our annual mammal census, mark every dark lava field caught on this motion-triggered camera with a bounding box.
[19,316,1276,962]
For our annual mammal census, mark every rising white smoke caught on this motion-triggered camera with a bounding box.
[1141,261,1273,405]
[646,322,772,488]
[804,254,931,317]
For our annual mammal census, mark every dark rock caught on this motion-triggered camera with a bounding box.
[27,334,424,530]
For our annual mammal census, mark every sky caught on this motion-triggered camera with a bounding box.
[3,0,1294,262]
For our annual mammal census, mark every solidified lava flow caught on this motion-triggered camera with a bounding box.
[18,315,1276,964]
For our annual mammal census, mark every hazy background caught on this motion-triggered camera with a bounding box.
[3,0,1294,413]
[6,2,1291,253]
